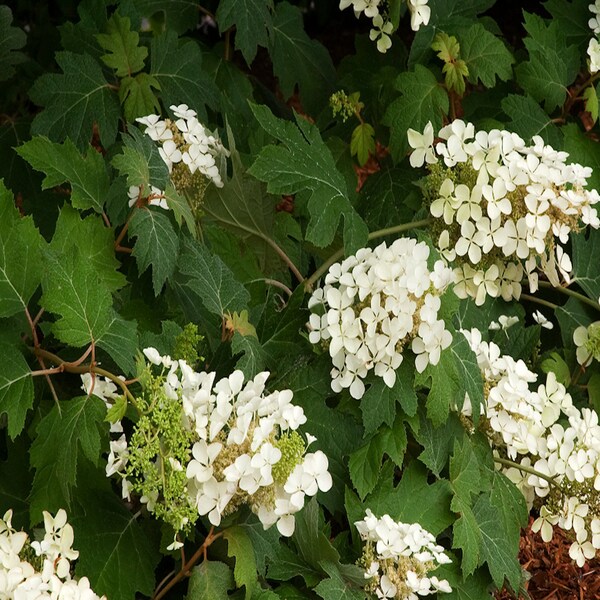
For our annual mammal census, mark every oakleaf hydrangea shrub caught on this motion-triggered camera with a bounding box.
[6,0,600,598]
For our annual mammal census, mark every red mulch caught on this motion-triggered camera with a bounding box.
[495,518,600,600]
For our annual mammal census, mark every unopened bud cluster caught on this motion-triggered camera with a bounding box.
[132,103,229,211]
[355,509,452,599]
[408,120,600,305]
[462,327,600,567]
[97,349,332,550]
[308,238,453,399]
[0,509,105,599]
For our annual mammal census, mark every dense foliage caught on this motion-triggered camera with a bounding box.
[4,0,600,598]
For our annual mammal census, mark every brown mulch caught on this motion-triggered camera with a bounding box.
[495,517,600,600]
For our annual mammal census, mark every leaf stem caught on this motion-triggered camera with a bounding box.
[520,293,558,311]
[304,218,433,291]
[31,347,137,406]
[152,527,224,600]
[494,456,560,488]
[537,280,600,312]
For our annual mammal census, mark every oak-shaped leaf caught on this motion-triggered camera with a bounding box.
[30,51,120,150]
[249,103,368,253]
[16,136,111,214]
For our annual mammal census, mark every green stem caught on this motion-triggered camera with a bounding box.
[304,218,433,291]
[520,293,558,311]
[537,280,600,312]
[494,456,559,488]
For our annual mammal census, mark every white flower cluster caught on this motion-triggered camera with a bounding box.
[462,328,600,567]
[573,321,600,366]
[408,120,600,305]
[102,349,332,546]
[338,0,430,53]
[131,103,229,209]
[0,509,105,599]
[308,238,453,399]
[355,509,452,599]
[588,1,600,73]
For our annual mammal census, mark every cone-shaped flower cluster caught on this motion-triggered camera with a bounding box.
[99,349,332,549]
[308,238,453,399]
[0,509,105,599]
[355,509,452,599]
[408,120,600,305]
[131,103,229,211]
[462,327,600,566]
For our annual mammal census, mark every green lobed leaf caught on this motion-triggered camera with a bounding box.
[49,206,126,293]
[314,562,366,600]
[348,432,387,500]
[0,343,34,439]
[383,65,449,162]
[267,543,321,587]
[177,234,250,318]
[30,396,106,518]
[501,94,563,150]
[562,122,600,190]
[41,247,113,347]
[450,437,489,508]
[544,0,592,46]
[416,333,484,426]
[451,498,482,577]
[0,181,44,318]
[414,412,466,476]
[72,485,161,600]
[129,207,180,296]
[216,0,273,64]
[95,12,147,77]
[187,561,234,600]
[97,311,139,375]
[150,31,219,118]
[458,23,514,88]
[203,146,288,274]
[231,332,266,379]
[249,104,368,253]
[111,126,170,191]
[0,6,26,81]
[541,352,571,387]
[119,73,162,122]
[516,12,580,111]
[350,461,454,536]
[292,498,340,569]
[16,136,110,213]
[30,51,120,150]
[224,526,257,600]
[471,493,522,589]
[270,2,336,115]
[572,231,600,303]
[359,377,397,436]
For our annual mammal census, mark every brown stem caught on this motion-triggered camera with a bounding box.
[114,211,135,250]
[562,72,600,119]
[102,212,111,228]
[224,29,232,62]
[115,245,133,254]
[31,308,45,329]
[152,528,224,600]
[24,307,39,348]
[32,347,137,405]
